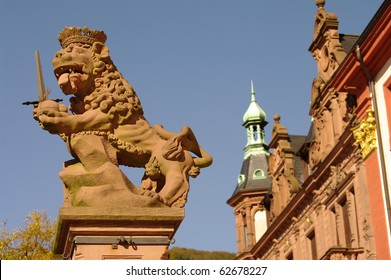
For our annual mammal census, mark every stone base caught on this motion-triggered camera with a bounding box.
[54,206,184,260]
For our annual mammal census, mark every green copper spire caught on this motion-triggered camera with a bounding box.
[243,81,266,125]
[251,80,256,102]
[242,81,268,159]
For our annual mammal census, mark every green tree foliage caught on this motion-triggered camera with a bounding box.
[169,247,236,260]
[0,210,56,260]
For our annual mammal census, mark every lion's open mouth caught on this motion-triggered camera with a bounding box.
[55,64,84,76]
[54,64,89,94]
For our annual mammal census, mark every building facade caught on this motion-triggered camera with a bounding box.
[228,0,391,260]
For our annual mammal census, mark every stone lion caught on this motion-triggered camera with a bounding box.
[33,27,212,208]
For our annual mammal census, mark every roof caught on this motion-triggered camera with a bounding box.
[339,33,360,53]
[289,135,307,183]
[230,153,271,198]
[243,99,266,125]
[242,82,266,126]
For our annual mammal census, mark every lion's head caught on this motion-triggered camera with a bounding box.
[52,26,143,125]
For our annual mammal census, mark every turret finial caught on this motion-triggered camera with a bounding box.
[250,80,256,102]
[273,114,281,124]
[316,0,325,9]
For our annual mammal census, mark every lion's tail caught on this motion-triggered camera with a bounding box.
[156,124,213,169]
[188,147,213,178]
[193,146,213,168]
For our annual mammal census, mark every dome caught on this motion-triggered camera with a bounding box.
[243,82,266,124]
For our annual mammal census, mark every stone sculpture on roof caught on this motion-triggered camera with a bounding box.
[31,26,212,208]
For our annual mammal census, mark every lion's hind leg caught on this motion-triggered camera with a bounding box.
[157,168,190,208]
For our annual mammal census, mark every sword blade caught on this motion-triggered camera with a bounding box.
[35,51,49,101]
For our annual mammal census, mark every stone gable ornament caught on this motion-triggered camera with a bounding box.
[30,26,212,208]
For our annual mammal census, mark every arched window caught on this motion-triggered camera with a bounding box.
[254,210,267,241]
[253,169,265,179]
[253,125,258,141]
[238,174,245,185]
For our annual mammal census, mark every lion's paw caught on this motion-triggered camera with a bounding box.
[138,189,161,201]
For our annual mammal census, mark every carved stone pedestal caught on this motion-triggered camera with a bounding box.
[54,206,184,260]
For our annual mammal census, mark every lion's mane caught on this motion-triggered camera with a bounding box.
[69,46,143,126]
[66,44,149,163]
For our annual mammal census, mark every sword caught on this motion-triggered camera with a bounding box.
[23,50,62,105]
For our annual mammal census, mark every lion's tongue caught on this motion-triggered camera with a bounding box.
[58,73,70,87]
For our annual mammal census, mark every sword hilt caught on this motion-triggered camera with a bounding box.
[22,98,63,106]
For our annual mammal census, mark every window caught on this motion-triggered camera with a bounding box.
[340,197,352,247]
[254,210,267,241]
[238,174,245,185]
[337,192,358,248]
[253,169,265,179]
[253,125,258,141]
[382,75,391,147]
[286,251,293,260]
[307,230,317,259]
[329,207,339,245]
[244,224,248,249]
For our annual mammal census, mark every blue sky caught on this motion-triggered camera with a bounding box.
[0,0,383,253]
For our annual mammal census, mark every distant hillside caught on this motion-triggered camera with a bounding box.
[169,247,236,260]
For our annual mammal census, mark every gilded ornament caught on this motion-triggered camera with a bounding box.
[351,110,377,159]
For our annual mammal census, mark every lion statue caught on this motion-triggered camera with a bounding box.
[33,26,212,208]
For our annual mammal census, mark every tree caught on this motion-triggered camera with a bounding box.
[169,247,236,260]
[0,210,56,260]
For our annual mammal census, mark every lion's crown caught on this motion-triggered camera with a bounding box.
[58,26,107,48]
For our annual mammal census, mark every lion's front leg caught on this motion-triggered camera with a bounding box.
[33,100,69,134]
[35,108,74,135]
[34,102,111,135]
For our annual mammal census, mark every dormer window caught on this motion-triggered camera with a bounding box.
[238,174,246,185]
[253,169,265,179]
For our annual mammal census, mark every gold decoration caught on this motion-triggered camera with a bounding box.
[351,110,377,159]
